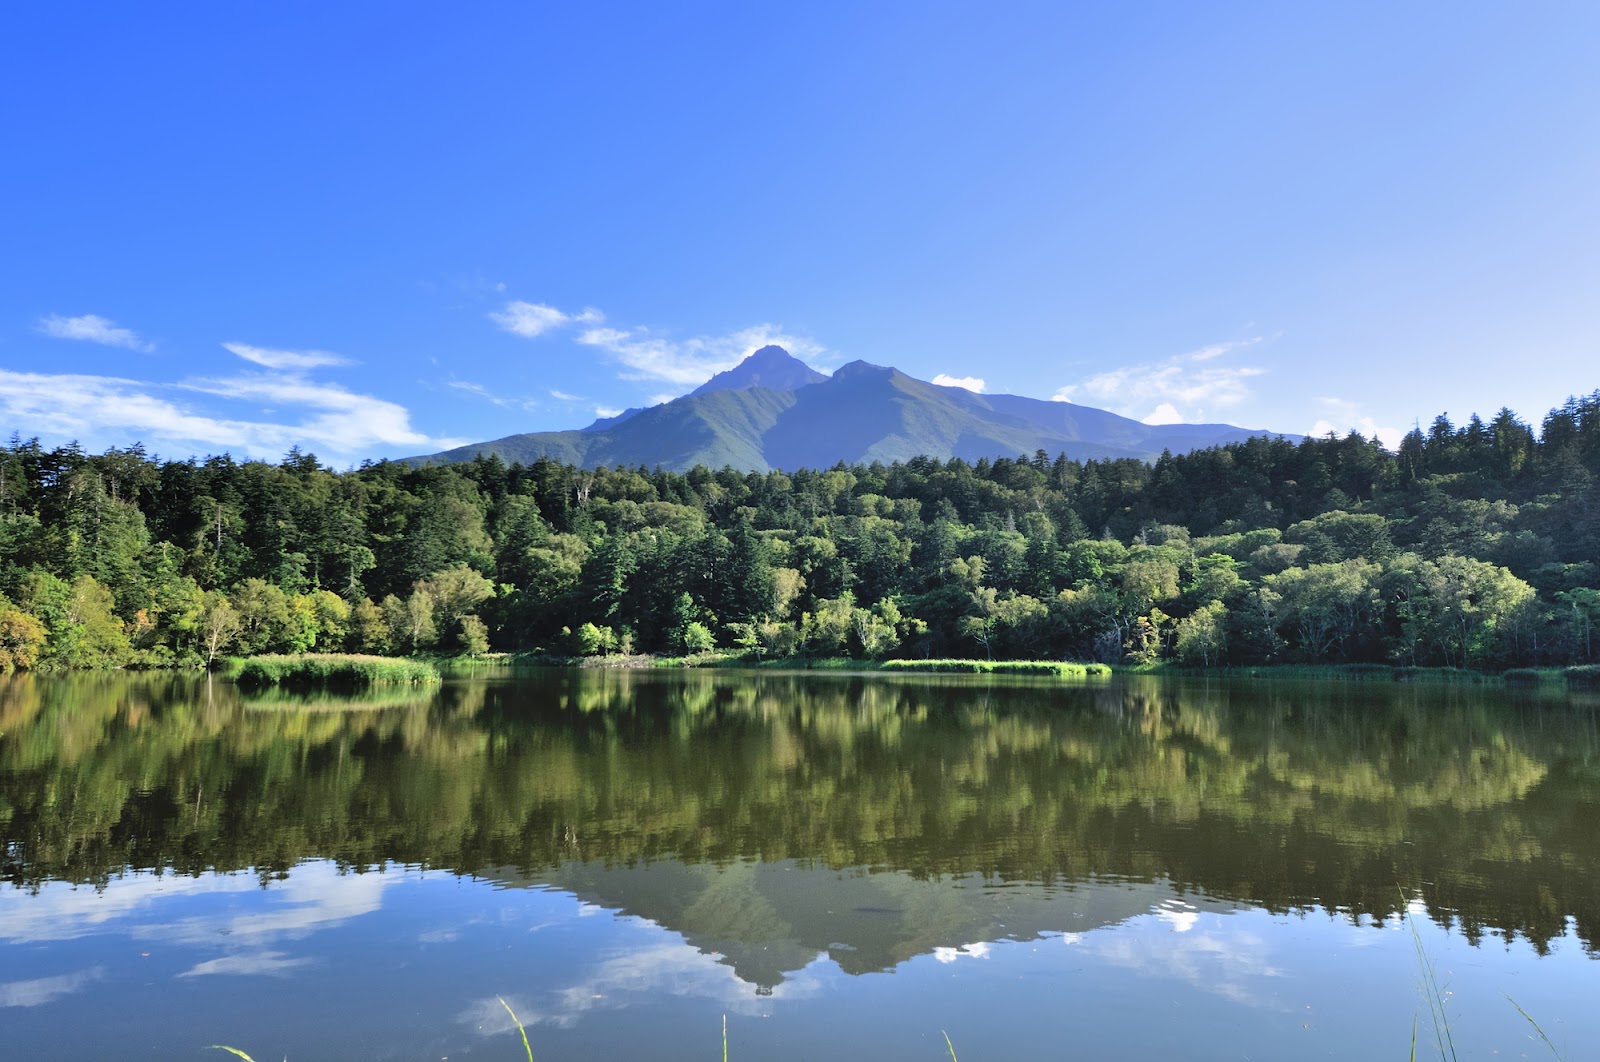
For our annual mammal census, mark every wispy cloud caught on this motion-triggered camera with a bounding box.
[178,950,313,979]
[577,322,828,388]
[0,967,106,1008]
[1070,901,1284,1009]
[1311,397,1404,450]
[449,380,510,405]
[491,298,830,392]
[932,374,986,393]
[0,342,462,460]
[463,936,824,1034]
[223,342,351,370]
[594,406,623,419]
[1185,338,1261,362]
[1052,337,1268,423]
[549,389,581,401]
[489,301,601,338]
[37,313,153,352]
[177,953,312,978]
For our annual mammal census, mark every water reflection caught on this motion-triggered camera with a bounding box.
[5,668,1598,958]
[3,668,1600,1058]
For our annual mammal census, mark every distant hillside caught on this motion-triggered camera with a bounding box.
[415,346,1298,470]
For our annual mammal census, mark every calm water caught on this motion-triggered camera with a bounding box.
[3,669,1599,1060]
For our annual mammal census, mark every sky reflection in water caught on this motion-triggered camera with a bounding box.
[3,669,1600,1059]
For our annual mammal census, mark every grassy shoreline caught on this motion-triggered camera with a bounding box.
[203,651,1600,690]
[504,652,1597,688]
[230,653,442,690]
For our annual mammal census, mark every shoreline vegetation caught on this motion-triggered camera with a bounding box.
[417,649,1599,688]
[231,653,441,690]
[1,391,1598,681]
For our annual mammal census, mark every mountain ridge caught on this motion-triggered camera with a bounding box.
[415,346,1298,470]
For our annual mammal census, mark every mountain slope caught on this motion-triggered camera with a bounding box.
[690,344,828,396]
[414,347,1298,470]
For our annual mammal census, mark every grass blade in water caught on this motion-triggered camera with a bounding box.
[1506,994,1564,1060]
[499,996,535,1062]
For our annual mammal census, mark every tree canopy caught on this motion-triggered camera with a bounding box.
[0,389,1597,670]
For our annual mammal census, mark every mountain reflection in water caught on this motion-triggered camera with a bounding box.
[1,668,1598,1059]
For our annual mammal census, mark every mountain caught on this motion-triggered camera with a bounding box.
[689,343,830,396]
[414,346,1298,470]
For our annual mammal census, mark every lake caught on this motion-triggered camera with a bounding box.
[2,668,1598,1060]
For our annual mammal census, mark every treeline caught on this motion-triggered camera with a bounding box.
[0,391,1598,671]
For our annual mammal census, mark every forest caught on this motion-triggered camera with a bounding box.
[0,391,1597,672]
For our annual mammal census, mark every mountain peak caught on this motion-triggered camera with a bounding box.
[690,345,828,397]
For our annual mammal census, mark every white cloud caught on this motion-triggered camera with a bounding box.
[0,871,259,945]
[449,380,509,406]
[594,406,623,419]
[182,373,454,452]
[223,341,351,370]
[932,374,986,392]
[1184,337,1262,362]
[1311,398,1405,451]
[549,389,581,402]
[1052,337,1268,422]
[450,380,541,412]
[37,313,153,352]
[178,950,312,978]
[463,934,824,1035]
[0,366,461,460]
[0,967,106,1008]
[577,322,828,389]
[1055,899,1282,1009]
[489,301,602,338]
[493,299,831,394]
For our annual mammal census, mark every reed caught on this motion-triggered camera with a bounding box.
[1506,994,1565,1060]
[1404,903,1459,1062]
[1566,664,1600,689]
[232,653,441,690]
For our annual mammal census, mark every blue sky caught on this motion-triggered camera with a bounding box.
[3,2,1597,464]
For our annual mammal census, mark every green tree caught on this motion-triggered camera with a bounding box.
[575,621,618,656]
[457,614,491,656]
[1175,601,1228,667]
[231,578,293,654]
[197,591,240,665]
[419,565,495,633]
[1261,560,1381,660]
[349,597,392,654]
